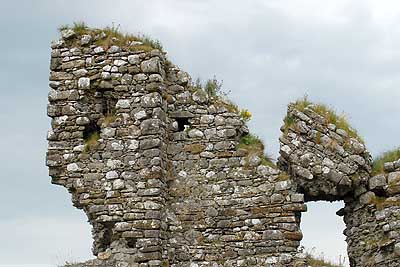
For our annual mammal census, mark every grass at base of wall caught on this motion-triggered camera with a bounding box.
[372,147,400,175]
[59,22,163,52]
[302,247,346,267]
[287,96,363,143]
[306,257,345,267]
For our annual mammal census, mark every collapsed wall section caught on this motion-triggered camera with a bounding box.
[278,104,371,201]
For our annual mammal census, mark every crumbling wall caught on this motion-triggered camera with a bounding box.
[48,27,400,267]
[47,34,170,265]
[47,29,307,267]
[278,104,371,201]
[341,161,400,267]
[278,104,400,267]
[163,67,306,266]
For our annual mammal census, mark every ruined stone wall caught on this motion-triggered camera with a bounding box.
[47,36,171,265]
[341,161,400,267]
[278,104,400,267]
[278,104,371,202]
[48,27,400,267]
[163,67,306,266]
[47,29,307,267]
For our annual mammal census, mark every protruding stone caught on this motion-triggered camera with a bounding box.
[369,174,387,191]
[61,29,75,39]
[81,34,92,45]
[141,57,161,73]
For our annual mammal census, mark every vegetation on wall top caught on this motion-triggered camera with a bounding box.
[372,147,400,175]
[58,22,163,52]
[284,96,364,143]
[193,77,276,168]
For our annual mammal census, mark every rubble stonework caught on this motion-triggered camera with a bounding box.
[278,104,372,201]
[47,28,400,267]
[47,29,307,267]
[340,161,400,267]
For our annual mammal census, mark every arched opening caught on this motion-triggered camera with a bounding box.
[301,201,348,266]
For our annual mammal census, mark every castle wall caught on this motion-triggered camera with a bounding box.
[342,161,400,266]
[47,39,170,265]
[163,67,306,266]
[47,28,400,267]
[47,30,307,267]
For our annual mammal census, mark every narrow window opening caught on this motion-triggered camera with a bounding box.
[176,118,190,131]
[300,201,348,266]
[99,223,114,250]
[83,120,101,141]
[126,237,137,248]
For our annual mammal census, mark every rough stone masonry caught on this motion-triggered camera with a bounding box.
[46,28,400,267]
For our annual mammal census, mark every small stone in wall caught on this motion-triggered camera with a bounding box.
[116,99,131,109]
[94,46,104,54]
[177,70,190,85]
[99,81,113,89]
[249,155,261,167]
[128,54,140,65]
[111,141,124,151]
[133,73,147,81]
[61,29,75,39]
[78,77,90,89]
[113,179,125,190]
[114,59,127,66]
[275,180,291,191]
[359,191,375,205]
[76,117,90,125]
[127,140,139,151]
[80,34,92,45]
[106,171,119,180]
[369,174,387,191]
[280,145,292,158]
[294,166,313,180]
[67,163,80,172]
[134,110,147,120]
[193,90,208,104]
[141,57,160,73]
[188,129,204,138]
[73,69,88,77]
[141,119,161,135]
[102,128,116,138]
[108,46,120,53]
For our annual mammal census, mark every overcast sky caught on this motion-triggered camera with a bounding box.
[1,0,400,266]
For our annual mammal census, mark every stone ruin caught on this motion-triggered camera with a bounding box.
[46,27,400,267]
